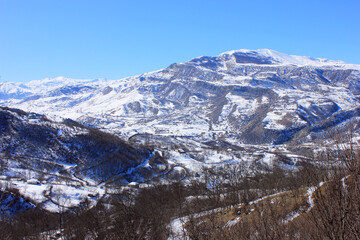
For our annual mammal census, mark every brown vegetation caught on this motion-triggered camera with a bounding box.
[0,131,359,239]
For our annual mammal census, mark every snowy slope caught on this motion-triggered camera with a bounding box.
[219,49,355,67]
[0,49,360,183]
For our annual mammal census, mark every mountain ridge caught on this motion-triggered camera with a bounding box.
[2,49,360,86]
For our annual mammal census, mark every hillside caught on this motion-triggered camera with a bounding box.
[0,106,168,212]
[174,174,360,240]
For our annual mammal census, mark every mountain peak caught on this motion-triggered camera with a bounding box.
[219,48,348,67]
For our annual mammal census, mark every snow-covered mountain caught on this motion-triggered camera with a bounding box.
[1,49,360,215]
[1,49,360,173]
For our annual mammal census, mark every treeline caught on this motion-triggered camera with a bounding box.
[0,145,359,239]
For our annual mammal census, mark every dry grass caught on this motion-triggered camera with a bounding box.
[185,187,312,239]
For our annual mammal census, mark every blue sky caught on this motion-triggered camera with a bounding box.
[0,0,359,82]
